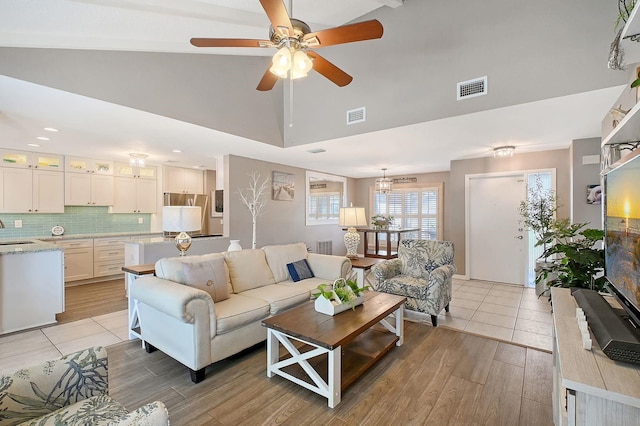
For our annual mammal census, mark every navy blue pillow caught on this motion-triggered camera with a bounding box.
[287,259,314,282]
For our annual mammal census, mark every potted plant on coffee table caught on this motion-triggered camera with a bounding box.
[313,278,369,315]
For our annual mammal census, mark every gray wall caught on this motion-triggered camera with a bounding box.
[570,138,603,229]
[226,155,352,254]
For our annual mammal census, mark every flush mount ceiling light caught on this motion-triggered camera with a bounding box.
[375,168,393,194]
[129,153,148,167]
[493,146,515,158]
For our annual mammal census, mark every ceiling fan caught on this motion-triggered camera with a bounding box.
[190,0,384,91]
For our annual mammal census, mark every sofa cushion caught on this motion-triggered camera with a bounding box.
[19,394,128,426]
[278,277,328,293]
[287,259,314,282]
[155,253,232,294]
[262,242,308,283]
[224,249,275,293]
[214,294,270,334]
[181,259,229,302]
[241,284,310,315]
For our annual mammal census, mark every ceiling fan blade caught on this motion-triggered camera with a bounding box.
[306,51,353,87]
[303,19,383,47]
[191,38,272,48]
[257,67,278,91]
[260,0,293,36]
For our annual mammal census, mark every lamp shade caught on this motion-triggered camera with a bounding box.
[339,207,368,227]
[162,206,201,232]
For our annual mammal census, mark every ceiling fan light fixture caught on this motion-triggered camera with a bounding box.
[290,52,312,79]
[269,47,292,77]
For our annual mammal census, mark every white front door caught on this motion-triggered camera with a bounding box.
[467,173,527,285]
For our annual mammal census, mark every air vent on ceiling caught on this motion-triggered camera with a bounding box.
[457,76,488,100]
[346,107,366,125]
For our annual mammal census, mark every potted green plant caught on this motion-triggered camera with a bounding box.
[313,278,369,315]
[371,214,394,229]
[536,219,606,291]
[518,176,559,296]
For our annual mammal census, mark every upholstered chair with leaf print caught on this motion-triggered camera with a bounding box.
[0,346,169,425]
[371,239,455,326]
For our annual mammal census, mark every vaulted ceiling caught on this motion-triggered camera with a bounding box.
[0,0,628,176]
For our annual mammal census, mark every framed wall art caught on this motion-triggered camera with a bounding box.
[272,171,295,201]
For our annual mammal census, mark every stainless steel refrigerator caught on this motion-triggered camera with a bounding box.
[163,192,210,236]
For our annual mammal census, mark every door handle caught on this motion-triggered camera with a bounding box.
[514,235,523,239]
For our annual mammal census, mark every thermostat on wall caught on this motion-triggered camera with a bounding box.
[51,225,65,236]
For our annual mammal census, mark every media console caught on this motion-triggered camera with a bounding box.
[551,288,640,426]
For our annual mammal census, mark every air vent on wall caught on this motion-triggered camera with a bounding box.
[457,76,488,100]
[346,107,366,125]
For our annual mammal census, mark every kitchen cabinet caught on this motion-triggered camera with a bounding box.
[93,237,126,278]
[164,166,204,194]
[65,156,113,174]
[65,157,114,206]
[65,173,114,206]
[115,162,157,179]
[0,149,64,170]
[0,167,64,213]
[112,176,157,213]
[55,239,94,283]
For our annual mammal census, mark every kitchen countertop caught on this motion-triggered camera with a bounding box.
[128,235,225,245]
[0,239,61,255]
[0,232,163,254]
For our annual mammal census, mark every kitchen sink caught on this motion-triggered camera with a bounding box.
[0,241,34,245]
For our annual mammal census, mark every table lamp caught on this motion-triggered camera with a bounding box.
[339,206,367,259]
[162,206,201,256]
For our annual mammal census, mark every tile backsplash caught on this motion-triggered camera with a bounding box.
[0,206,151,239]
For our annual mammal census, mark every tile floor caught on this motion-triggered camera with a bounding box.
[437,278,553,352]
[0,310,130,375]
[0,278,553,375]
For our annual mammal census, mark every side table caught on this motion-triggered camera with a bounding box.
[349,257,384,288]
[122,263,155,343]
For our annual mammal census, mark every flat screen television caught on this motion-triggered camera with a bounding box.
[604,148,640,327]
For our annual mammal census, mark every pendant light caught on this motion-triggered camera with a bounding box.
[375,168,393,194]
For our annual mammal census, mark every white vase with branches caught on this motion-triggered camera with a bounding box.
[237,171,270,249]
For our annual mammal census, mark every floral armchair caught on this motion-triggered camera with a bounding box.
[371,239,455,326]
[0,346,169,426]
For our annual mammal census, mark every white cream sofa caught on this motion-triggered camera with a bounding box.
[129,242,350,383]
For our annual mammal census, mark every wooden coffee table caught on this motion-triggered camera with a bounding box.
[262,291,406,408]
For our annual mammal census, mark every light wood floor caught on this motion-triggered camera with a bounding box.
[108,323,553,425]
[56,278,127,324]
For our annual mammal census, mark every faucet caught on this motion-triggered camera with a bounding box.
[0,219,4,229]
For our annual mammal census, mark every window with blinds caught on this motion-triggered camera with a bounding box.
[308,192,341,221]
[371,183,443,243]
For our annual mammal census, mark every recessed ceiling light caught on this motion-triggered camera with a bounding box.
[28,143,40,147]
[307,148,326,154]
[172,149,182,153]
[43,127,58,132]
[36,136,50,141]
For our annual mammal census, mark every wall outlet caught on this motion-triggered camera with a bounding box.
[220,219,224,224]
[14,220,22,228]
[138,217,144,224]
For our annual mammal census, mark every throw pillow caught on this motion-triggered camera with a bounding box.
[179,258,229,302]
[287,259,314,282]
